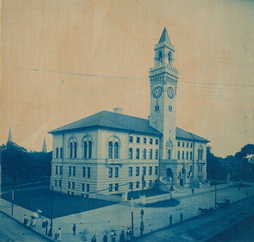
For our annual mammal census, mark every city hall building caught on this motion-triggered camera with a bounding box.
[49,28,209,198]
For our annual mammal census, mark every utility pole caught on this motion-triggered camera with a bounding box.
[11,190,14,215]
[131,197,134,238]
[50,186,53,237]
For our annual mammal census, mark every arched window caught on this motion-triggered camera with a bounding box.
[155,149,159,159]
[70,142,73,158]
[74,142,77,158]
[143,149,146,159]
[129,148,133,159]
[108,141,113,159]
[168,52,172,65]
[149,149,153,159]
[88,141,92,159]
[84,141,88,158]
[158,52,163,64]
[56,148,59,158]
[198,146,203,161]
[136,148,140,159]
[114,142,119,159]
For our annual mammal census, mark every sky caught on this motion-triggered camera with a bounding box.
[1,0,254,157]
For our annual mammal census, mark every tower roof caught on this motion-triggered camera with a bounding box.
[158,27,172,45]
[7,127,12,143]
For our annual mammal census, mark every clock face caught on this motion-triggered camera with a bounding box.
[153,86,163,98]
[167,86,175,99]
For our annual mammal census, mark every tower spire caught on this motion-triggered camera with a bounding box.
[7,127,13,144]
[42,138,47,153]
[158,27,171,45]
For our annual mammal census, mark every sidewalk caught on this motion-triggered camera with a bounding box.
[0,183,253,242]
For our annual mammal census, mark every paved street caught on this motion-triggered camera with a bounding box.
[0,182,253,242]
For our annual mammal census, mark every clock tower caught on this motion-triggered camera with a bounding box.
[149,28,179,161]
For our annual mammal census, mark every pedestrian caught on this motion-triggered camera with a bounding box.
[42,217,46,228]
[32,218,37,227]
[120,230,125,242]
[192,187,194,194]
[140,222,145,236]
[103,232,108,242]
[48,224,52,237]
[111,230,116,242]
[45,220,49,235]
[57,228,62,241]
[91,234,96,242]
[23,215,28,226]
[180,212,183,222]
[169,214,173,225]
[126,227,131,242]
[72,223,76,235]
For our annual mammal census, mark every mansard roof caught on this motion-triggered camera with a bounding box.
[49,111,209,143]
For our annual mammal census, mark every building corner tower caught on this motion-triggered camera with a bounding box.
[149,27,179,172]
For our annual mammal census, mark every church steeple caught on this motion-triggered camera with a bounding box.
[42,138,47,153]
[7,127,13,144]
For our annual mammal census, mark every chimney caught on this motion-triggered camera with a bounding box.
[113,107,123,114]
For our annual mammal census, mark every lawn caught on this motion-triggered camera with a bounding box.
[1,188,116,219]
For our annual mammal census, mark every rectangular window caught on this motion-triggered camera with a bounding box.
[82,183,85,192]
[149,166,152,175]
[115,183,119,191]
[182,142,185,147]
[72,182,75,190]
[60,166,63,175]
[155,179,159,186]
[109,167,113,178]
[115,167,119,178]
[143,167,146,176]
[190,152,193,160]
[182,151,185,160]
[129,136,133,143]
[187,143,189,148]
[86,184,90,192]
[136,181,140,188]
[87,167,91,178]
[129,182,133,190]
[143,138,147,144]
[190,143,193,148]
[83,167,86,177]
[136,167,140,176]
[155,139,159,145]
[149,180,152,187]
[155,166,158,175]
[143,180,146,188]
[186,151,189,160]
[68,181,71,189]
[55,180,57,187]
[129,167,133,177]
[109,184,113,192]
[55,165,58,175]
[168,106,172,111]
[73,166,76,176]
[190,165,193,173]
[69,166,71,176]
[150,138,153,144]
[178,142,180,147]
[136,137,140,143]
[59,180,61,188]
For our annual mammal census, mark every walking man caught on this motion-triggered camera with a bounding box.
[72,224,76,235]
